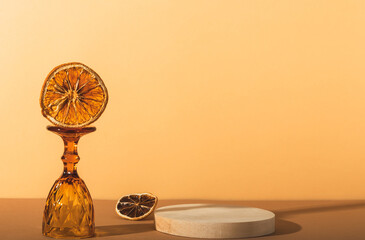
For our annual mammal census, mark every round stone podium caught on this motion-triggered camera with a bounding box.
[154,204,275,239]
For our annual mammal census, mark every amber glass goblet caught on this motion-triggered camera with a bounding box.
[42,126,95,239]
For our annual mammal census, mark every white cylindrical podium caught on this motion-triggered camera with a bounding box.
[155,204,275,239]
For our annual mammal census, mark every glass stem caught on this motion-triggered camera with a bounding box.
[62,136,80,177]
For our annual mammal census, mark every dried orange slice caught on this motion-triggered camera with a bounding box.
[116,193,158,220]
[40,62,108,128]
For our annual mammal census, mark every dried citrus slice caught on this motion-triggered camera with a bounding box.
[116,193,158,220]
[40,62,108,128]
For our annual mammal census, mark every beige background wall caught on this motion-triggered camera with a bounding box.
[1,0,365,200]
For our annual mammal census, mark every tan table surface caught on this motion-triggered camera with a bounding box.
[0,199,364,240]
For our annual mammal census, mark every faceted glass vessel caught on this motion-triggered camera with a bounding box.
[42,126,95,239]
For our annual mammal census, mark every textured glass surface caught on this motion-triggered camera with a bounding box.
[43,177,94,238]
[42,126,95,239]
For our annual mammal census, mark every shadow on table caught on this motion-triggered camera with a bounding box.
[95,223,154,237]
[275,201,365,217]
[95,220,300,238]
[270,201,365,237]
[273,219,301,236]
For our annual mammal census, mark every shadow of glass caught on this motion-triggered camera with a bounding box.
[95,223,154,237]
[156,204,258,213]
[269,201,365,237]
[276,201,365,217]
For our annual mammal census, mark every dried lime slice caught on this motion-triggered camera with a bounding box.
[116,193,158,220]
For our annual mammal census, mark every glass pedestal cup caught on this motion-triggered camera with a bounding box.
[42,126,95,239]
